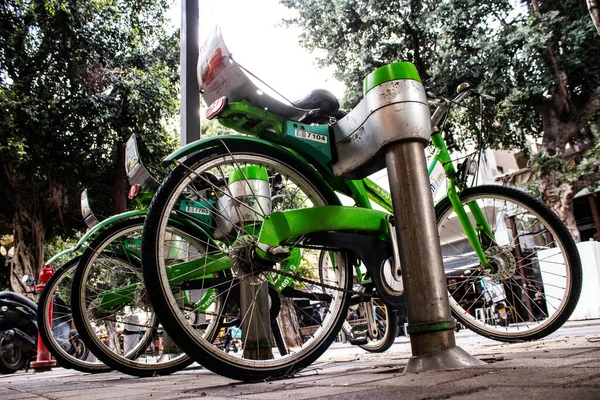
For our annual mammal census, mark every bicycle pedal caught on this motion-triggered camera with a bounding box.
[348,338,368,345]
[351,324,367,331]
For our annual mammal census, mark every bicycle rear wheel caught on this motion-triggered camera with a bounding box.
[142,140,352,381]
[71,218,196,377]
[37,257,111,373]
[436,185,582,342]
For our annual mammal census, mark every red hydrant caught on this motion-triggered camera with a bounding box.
[30,264,57,371]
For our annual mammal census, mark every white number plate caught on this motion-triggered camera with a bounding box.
[295,130,328,144]
[186,206,210,215]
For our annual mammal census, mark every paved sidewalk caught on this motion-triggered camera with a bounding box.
[1,327,599,400]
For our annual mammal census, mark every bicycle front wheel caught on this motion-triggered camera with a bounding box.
[142,140,352,381]
[71,218,195,377]
[436,185,582,342]
[37,257,111,373]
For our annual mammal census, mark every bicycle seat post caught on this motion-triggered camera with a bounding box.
[332,63,483,373]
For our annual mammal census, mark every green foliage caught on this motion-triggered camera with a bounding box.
[201,117,235,138]
[295,249,319,287]
[0,0,179,241]
[530,153,566,176]
[43,232,82,262]
[282,0,600,152]
[530,133,600,188]
[520,180,542,198]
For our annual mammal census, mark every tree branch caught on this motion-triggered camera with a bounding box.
[530,0,572,117]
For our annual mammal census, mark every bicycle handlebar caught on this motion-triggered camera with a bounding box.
[429,85,495,132]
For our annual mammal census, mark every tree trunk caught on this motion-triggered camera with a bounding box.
[10,194,45,297]
[538,99,580,157]
[536,103,582,242]
[105,320,122,355]
[539,177,580,242]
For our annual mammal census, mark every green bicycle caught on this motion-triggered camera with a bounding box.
[62,134,396,378]
[140,27,581,381]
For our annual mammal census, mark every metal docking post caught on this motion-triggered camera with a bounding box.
[385,141,484,373]
[332,63,484,373]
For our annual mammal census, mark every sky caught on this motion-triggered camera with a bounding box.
[168,0,345,103]
[167,0,384,194]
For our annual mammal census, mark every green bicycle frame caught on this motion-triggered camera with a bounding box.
[348,132,494,270]
[93,123,499,315]
[160,101,497,294]
[49,207,220,313]
[45,210,147,266]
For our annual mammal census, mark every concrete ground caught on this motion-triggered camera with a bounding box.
[1,320,599,400]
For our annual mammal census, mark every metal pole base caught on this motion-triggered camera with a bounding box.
[405,346,485,374]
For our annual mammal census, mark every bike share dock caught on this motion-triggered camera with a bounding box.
[1,323,599,400]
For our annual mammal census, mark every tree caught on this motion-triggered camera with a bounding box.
[283,0,600,240]
[0,0,179,294]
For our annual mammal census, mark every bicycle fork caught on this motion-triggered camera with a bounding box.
[446,181,494,270]
[429,133,494,271]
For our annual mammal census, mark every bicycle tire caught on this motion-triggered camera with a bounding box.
[37,257,111,373]
[358,299,398,353]
[142,140,352,381]
[71,218,195,377]
[436,185,582,342]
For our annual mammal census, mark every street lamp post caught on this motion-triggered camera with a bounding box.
[180,0,200,147]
